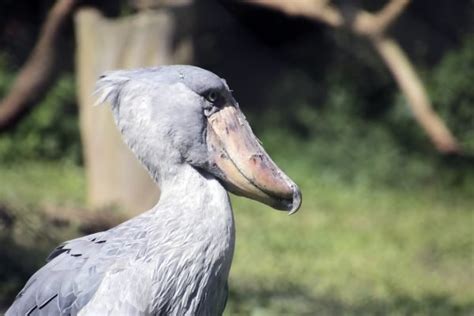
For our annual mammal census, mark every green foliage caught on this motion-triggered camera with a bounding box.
[0,35,472,190]
[247,36,474,191]
[431,36,474,152]
[0,68,81,164]
[0,54,14,91]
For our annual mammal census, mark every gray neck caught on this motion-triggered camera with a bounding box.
[157,164,217,201]
[153,163,235,258]
[147,163,235,315]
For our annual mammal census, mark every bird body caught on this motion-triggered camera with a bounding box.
[6,65,300,315]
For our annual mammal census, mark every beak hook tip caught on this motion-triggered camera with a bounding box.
[287,184,302,215]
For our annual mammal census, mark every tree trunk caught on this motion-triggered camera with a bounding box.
[74,7,193,214]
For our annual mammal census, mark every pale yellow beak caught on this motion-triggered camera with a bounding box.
[207,105,302,214]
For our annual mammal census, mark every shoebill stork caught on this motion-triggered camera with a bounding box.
[6,65,302,316]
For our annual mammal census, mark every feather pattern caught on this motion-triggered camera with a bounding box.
[7,66,238,316]
[7,165,234,316]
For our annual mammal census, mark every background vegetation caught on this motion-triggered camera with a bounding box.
[0,0,473,314]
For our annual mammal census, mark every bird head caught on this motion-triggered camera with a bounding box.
[95,65,301,214]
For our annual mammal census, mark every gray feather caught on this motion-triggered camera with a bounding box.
[7,66,236,316]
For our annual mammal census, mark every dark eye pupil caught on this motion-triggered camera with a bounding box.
[208,91,218,102]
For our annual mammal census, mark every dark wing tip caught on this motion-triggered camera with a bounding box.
[46,244,69,262]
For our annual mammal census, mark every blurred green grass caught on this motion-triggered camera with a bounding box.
[0,160,472,315]
[228,169,474,315]
[0,9,473,316]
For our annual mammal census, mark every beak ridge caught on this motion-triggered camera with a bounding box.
[207,105,302,213]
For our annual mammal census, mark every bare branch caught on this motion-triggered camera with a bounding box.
[0,0,77,131]
[373,37,460,153]
[373,0,411,33]
[246,0,462,154]
[249,0,410,37]
[130,0,192,10]
[249,0,343,27]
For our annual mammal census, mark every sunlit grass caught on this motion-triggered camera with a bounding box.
[0,161,85,207]
[0,161,472,315]
[226,162,474,315]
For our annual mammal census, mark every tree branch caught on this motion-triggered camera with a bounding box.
[247,0,462,154]
[0,0,77,131]
[249,0,343,27]
[373,37,460,153]
[373,0,411,34]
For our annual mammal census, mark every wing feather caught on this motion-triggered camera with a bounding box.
[6,232,109,316]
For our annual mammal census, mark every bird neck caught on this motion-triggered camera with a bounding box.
[152,163,235,245]
[147,164,235,314]
[156,163,227,207]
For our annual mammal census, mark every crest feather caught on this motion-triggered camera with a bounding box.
[94,70,131,107]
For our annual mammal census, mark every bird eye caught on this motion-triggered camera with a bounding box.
[206,90,219,103]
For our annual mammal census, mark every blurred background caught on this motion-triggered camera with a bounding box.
[0,0,473,314]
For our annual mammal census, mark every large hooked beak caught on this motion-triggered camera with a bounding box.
[207,104,302,214]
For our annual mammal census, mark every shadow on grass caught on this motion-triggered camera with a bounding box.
[0,203,72,310]
[0,202,126,311]
[0,230,51,309]
[227,285,474,316]
[0,235,50,308]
